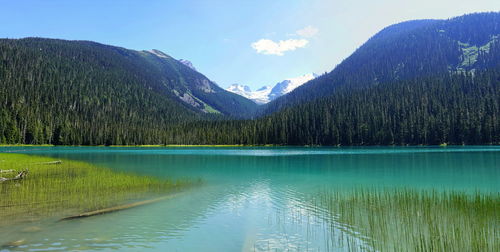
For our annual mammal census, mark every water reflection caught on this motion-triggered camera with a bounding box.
[0,146,498,251]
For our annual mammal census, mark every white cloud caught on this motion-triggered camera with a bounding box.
[296,25,319,38]
[251,39,309,56]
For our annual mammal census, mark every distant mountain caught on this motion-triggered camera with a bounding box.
[268,73,318,101]
[227,84,272,104]
[0,38,257,145]
[226,73,317,104]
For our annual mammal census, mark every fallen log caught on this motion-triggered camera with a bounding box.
[60,193,179,221]
[0,169,15,174]
[0,170,28,183]
[1,239,26,249]
[36,160,62,165]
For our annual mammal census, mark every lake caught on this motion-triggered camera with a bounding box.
[1,146,499,251]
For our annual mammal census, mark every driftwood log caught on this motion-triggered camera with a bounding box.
[0,170,28,183]
[36,160,62,165]
[60,193,182,221]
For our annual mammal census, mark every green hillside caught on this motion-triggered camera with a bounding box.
[0,38,256,145]
[262,12,500,114]
[0,13,498,145]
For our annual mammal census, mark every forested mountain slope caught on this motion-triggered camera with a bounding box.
[0,12,498,146]
[171,67,499,145]
[0,38,256,144]
[263,12,500,114]
[167,13,500,146]
[141,49,257,116]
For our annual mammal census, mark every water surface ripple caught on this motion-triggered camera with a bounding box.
[0,146,498,251]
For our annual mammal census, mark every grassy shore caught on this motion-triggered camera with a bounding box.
[0,153,193,225]
[316,188,499,252]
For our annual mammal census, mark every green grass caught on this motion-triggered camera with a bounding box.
[0,153,193,225]
[316,188,499,252]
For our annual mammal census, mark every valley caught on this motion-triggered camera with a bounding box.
[0,8,498,252]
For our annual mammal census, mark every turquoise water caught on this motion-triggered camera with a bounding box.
[1,146,499,251]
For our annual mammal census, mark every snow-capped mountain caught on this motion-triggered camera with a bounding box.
[178,59,197,71]
[268,73,318,101]
[227,84,272,104]
[226,73,317,104]
[227,84,252,94]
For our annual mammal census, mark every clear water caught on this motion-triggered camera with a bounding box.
[1,146,499,251]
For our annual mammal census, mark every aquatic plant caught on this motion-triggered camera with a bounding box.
[316,188,499,251]
[0,153,192,224]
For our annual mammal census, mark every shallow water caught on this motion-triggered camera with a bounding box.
[1,146,499,251]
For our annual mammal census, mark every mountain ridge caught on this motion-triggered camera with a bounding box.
[0,12,498,145]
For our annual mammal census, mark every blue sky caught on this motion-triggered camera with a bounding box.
[1,0,498,89]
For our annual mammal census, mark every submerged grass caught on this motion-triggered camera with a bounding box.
[0,153,192,225]
[316,188,499,252]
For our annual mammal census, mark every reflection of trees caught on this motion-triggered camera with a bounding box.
[4,148,497,250]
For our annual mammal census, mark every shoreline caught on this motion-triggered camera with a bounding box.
[0,153,194,226]
[0,144,499,148]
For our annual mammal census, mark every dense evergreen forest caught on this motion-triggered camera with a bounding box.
[0,38,256,145]
[0,12,499,145]
[173,68,499,145]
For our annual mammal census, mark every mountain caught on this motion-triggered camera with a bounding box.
[172,12,500,145]
[1,12,498,146]
[175,69,500,145]
[227,84,271,104]
[226,73,317,104]
[263,12,500,114]
[227,84,252,95]
[0,38,257,145]
[138,49,257,117]
[267,73,318,101]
